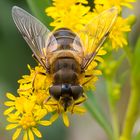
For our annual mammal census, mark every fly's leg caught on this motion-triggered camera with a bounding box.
[44,97,61,114]
[71,94,87,114]
[17,69,46,93]
[32,54,50,73]
[32,71,46,92]
[32,54,39,63]
[43,96,52,104]
[82,74,94,86]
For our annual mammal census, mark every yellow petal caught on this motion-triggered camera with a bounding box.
[4,107,15,115]
[12,128,22,140]
[39,120,52,126]
[7,113,19,122]
[97,49,107,55]
[23,131,28,140]
[62,113,69,127]
[6,93,16,100]
[24,100,35,113]
[73,106,86,114]
[95,56,104,63]
[27,64,32,71]
[32,127,42,138]
[4,101,15,106]
[28,129,34,140]
[50,113,59,123]
[92,70,102,75]
[7,117,19,123]
[6,124,19,130]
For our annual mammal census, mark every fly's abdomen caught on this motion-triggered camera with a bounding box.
[52,58,80,84]
[54,68,78,84]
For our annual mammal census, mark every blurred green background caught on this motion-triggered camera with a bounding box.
[0,0,140,140]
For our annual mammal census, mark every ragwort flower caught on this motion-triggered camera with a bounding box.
[46,4,91,31]
[109,16,131,49]
[94,0,136,11]
[93,5,132,49]
[4,93,51,140]
[46,0,88,19]
[4,64,86,139]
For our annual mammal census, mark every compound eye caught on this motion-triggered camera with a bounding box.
[49,85,62,100]
[71,85,83,100]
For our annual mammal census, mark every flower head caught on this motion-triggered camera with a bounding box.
[4,93,51,140]
[94,0,136,11]
[4,64,86,139]
[46,4,91,31]
[109,16,131,49]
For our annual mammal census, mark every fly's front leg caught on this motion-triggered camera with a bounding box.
[82,74,94,86]
[32,54,38,63]
[43,96,52,104]
[32,54,50,73]
[75,94,87,105]
[71,94,87,113]
[32,71,46,92]
[17,68,46,93]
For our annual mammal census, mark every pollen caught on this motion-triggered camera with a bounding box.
[19,114,36,129]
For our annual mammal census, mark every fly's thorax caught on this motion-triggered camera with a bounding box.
[46,28,84,68]
[46,50,83,67]
[51,58,80,84]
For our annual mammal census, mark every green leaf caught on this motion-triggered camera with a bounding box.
[26,0,53,29]
[84,91,113,140]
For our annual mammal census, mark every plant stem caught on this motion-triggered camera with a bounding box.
[120,77,140,140]
[107,79,119,140]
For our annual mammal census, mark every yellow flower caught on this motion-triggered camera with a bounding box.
[46,4,91,31]
[50,0,87,10]
[46,0,88,18]
[93,4,132,49]
[94,0,136,11]
[4,63,87,138]
[4,93,51,140]
[17,65,52,104]
[109,16,131,49]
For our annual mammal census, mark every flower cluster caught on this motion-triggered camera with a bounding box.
[4,65,86,140]
[46,0,134,49]
[94,0,134,49]
[4,0,135,139]
[46,0,90,31]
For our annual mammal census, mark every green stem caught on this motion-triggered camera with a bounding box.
[120,77,140,140]
[107,79,119,140]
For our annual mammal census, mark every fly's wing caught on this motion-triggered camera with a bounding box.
[74,7,118,70]
[12,6,57,71]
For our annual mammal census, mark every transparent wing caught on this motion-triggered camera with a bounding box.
[72,35,84,53]
[12,6,57,71]
[76,7,118,70]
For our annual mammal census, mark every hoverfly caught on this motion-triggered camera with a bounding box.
[12,6,118,111]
